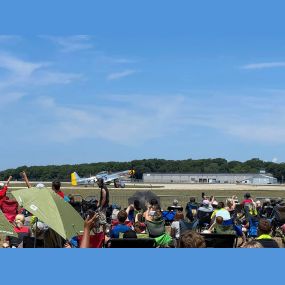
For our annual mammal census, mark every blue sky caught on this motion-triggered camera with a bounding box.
[0,1,285,169]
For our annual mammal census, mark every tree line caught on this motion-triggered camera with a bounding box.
[1,158,285,182]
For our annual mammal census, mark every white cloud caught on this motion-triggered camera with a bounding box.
[42,35,94,52]
[34,95,184,145]
[107,70,137,80]
[33,71,83,85]
[2,89,285,150]
[0,53,47,78]
[241,62,285,70]
[0,53,82,90]
[272,157,278,163]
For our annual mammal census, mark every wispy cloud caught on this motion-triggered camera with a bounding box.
[0,53,82,89]
[107,69,137,80]
[241,61,285,70]
[33,71,83,85]
[41,35,94,52]
[34,94,184,144]
[0,53,47,78]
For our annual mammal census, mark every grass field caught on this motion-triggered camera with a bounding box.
[8,182,285,209]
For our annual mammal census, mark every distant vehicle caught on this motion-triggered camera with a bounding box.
[71,170,135,188]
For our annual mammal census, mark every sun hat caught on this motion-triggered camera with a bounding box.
[202,200,210,206]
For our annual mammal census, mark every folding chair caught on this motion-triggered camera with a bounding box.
[78,232,105,248]
[200,233,237,248]
[109,238,156,248]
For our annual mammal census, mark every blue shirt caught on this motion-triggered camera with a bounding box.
[110,224,131,238]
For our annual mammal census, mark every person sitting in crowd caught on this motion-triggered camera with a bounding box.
[256,219,279,248]
[225,196,237,216]
[271,199,285,233]
[126,200,142,223]
[168,199,183,212]
[197,200,213,228]
[198,199,213,213]
[171,211,184,242]
[7,214,30,248]
[80,213,99,248]
[211,202,231,223]
[185,197,198,222]
[243,240,263,248]
[110,210,132,238]
[259,198,273,218]
[179,230,206,248]
[209,216,235,235]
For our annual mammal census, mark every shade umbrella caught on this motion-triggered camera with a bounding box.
[11,187,84,240]
[0,209,17,237]
[128,191,160,211]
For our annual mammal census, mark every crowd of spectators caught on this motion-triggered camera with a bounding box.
[1,174,285,248]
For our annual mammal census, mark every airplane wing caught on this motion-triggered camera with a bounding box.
[98,170,132,183]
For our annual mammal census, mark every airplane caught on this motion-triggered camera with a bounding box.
[71,169,135,188]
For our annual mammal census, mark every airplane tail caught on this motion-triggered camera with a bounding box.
[71,172,80,186]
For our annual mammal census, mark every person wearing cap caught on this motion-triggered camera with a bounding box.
[198,200,213,213]
[0,176,12,201]
[168,199,183,212]
[196,200,214,228]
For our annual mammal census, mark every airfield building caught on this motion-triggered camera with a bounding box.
[143,172,278,185]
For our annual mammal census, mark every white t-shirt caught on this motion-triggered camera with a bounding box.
[171,221,180,239]
[215,209,231,221]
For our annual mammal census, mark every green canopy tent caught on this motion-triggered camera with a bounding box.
[0,209,17,237]
[11,187,84,240]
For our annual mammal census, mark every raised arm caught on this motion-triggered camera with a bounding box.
[231,195,236,209]
[20,171,32,188]
[80,214,99,248]
[5,176,13,186]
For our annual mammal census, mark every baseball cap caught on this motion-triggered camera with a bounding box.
[173,199,179,206]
